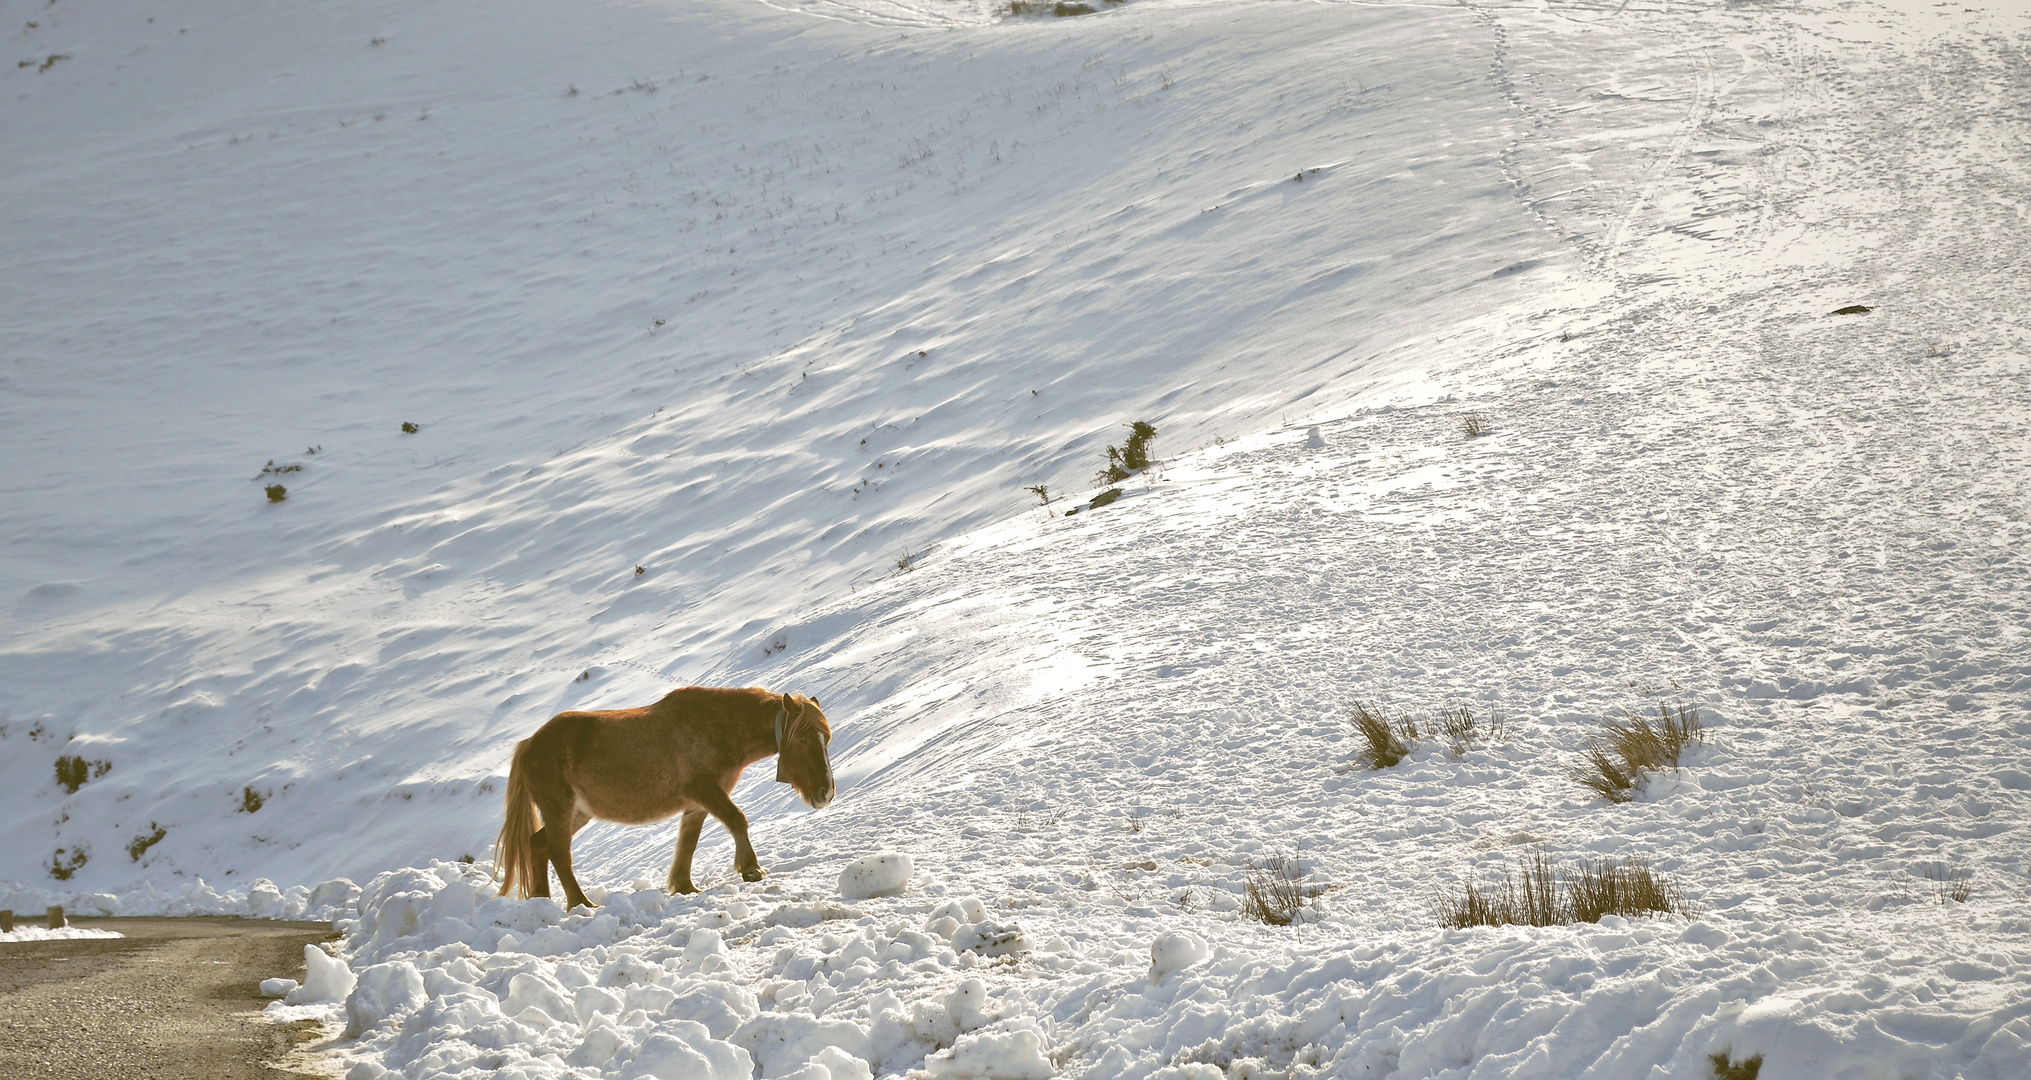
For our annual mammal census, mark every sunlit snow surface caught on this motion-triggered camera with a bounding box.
[4,0,2030,1076]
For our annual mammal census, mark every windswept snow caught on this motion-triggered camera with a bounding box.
[5,0,2031,1077]
[3,0,1569,888]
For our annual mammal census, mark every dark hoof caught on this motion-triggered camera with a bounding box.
[672,882,698,895]
[740,868,768,882]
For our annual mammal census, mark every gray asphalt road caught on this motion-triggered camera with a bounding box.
[0,917,339,1080]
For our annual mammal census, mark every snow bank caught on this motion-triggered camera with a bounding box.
[291,858,2031,1080]
[0,876,360,921]
[0,926,122,942]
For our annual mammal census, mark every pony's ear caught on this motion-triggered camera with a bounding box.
[810,696,820,709]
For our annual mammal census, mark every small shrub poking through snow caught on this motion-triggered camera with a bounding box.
[1462,415,1487,438]
[48,845,88,880]
[127,822,167,861]
[1241,851,1323,926]
[54,755,111,793]
[1098,421,1157,485]
[1710,1051,1764,1080]
[264,483,287,502]
[1570,702,1704,802]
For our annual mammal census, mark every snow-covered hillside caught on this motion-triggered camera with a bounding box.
[5,0,2030,1077]
[3,0,1571,886]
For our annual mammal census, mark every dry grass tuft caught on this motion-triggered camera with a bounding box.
[1922,863,1974,905]
[1438,705,1502,753]
[1437,880,1504,929]
[1438,850,1693,928]
[1242,851,1323,927]
[1441,849,1566,928]
[1351,703,1501,771]
[1570,702,1704,802]
[1510,848,1567,926]
[1567,856,1689,922]
[1352,702,1421,769]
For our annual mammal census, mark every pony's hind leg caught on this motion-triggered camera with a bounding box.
[668,810,706,894]
[535,795,596,911]
[525,826,553,898]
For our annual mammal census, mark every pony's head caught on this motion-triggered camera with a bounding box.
[773,693,835,809]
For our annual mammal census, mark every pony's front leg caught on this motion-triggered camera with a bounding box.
[668,810,706,894]
[696,787,766,882]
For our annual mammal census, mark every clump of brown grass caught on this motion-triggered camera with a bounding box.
[1438,880,1504,929]
[1352,702,1422,769]
[1241,851,1324,926]
[1566,856,1689,921]
[1571,702,1704,802]
[1350,703,1502,771]
[1437,850,1693,928]
[1439,849,1565,928]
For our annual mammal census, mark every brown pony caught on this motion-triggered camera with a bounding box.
[493,686,835,910]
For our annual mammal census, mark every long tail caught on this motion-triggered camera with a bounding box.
[493,738,542,898]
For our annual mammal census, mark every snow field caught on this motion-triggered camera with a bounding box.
[4,0,2030,1076]
[2,0,1564,892]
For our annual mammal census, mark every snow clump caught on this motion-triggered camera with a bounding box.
[285,944,356,1005]
[923,1018,1055,1080]
[837,851,913,900]
[1148,929,1209,984]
